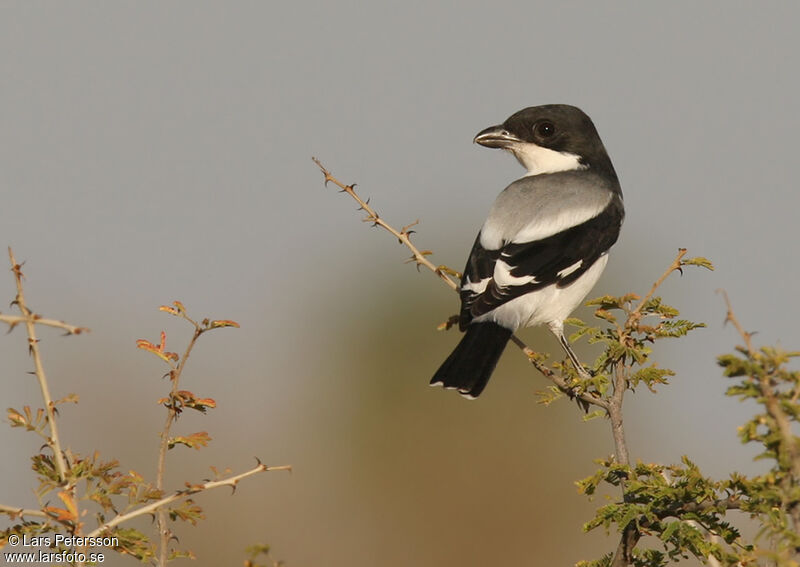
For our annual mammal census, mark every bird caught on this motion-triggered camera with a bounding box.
[430,104,624,398]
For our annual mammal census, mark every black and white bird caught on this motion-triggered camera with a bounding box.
[431,104,624,398]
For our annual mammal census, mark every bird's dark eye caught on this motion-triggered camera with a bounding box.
[535,121,556,138]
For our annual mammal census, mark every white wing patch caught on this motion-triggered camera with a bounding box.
[493,260,539,287]
[557,260,583,279]
[461,276,491,295]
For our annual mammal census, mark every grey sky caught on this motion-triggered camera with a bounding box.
[2,3,798,565]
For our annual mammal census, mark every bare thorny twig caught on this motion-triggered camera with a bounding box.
[6,248,82,483]
[86,461,291,539]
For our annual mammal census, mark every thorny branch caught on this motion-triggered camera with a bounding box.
[719,288,800,535]
[0,314,87,335]
[0,504,49,520]
[609,248,694,470]
[86,462,291,539]
[629,248,688,324]
[610,248,696,567]
[312,158,606,410]
[312,157,459,290]
[155,321,206,566]
[6,248,74,483]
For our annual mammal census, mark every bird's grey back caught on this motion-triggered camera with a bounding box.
[480,171,621,249]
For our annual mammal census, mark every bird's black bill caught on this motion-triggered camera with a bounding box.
[473,125,521,148]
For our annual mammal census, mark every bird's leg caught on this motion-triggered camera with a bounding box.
[547,322,592,382]
[557,332,592,381]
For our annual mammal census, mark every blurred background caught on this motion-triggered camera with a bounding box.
[1,2,798,565]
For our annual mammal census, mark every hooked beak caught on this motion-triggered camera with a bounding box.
[473,125,521,148]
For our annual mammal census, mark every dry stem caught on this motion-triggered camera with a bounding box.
[312,157,459,290]
[0,314,87,335]
[0,504,49,519]
[155,324,204,567]
[86,463,291,538]
[7,248,70,483]
[630,248,688,321]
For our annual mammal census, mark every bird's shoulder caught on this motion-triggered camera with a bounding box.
[481,170,620,252]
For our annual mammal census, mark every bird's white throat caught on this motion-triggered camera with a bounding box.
[508,143,587,176]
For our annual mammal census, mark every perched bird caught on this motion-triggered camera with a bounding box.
[431,104,624,398]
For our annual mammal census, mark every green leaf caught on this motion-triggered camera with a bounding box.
[630,367,675,390]
[660,520,680,542]
[582,409,606,422]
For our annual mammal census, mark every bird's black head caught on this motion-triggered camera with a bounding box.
[474,104,617,179]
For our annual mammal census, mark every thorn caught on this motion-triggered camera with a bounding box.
[400,220,420,235]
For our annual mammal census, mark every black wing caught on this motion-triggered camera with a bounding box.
[459,198,624,329]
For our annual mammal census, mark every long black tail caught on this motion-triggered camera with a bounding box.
[430,321,513,398]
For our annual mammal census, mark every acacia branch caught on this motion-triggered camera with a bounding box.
[509,335,608,410]
[631,248,688,321]
[7,248,69,484]
[720,289,800,476]
[610,247,695,469]
[0,504,49,519]
[312,157,459,290]
[609,496,746,567]
[155,324,204,567]
[313,158,609,410]
[609,363,630,466]
[609,248,695,567]
[0,314,88,335]
[718,290,754,355]
[86,463,291,538]
[719,289,800,534]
